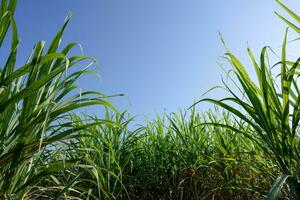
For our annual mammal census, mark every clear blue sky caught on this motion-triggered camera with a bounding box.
[11,0,300,119]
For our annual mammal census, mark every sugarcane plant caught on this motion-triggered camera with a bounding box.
[193,0,300,199]
[0,0,117,198]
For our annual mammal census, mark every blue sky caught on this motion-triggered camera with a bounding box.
[11,0,300,119]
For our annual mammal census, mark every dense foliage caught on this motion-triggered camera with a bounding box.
[0,0,300,199]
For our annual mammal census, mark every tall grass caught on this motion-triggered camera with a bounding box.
[125,108,273,199]
[1,0,299,199]
[67,112,136,199]
[59,109,273,199]
[0,0,116,198]
[192,0,300,198]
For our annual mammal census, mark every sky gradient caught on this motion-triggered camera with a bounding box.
[11,0,300,119]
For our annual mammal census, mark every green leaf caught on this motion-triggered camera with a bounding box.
[267,175,290,200]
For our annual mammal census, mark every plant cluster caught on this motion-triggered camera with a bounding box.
[1,0,300,199]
